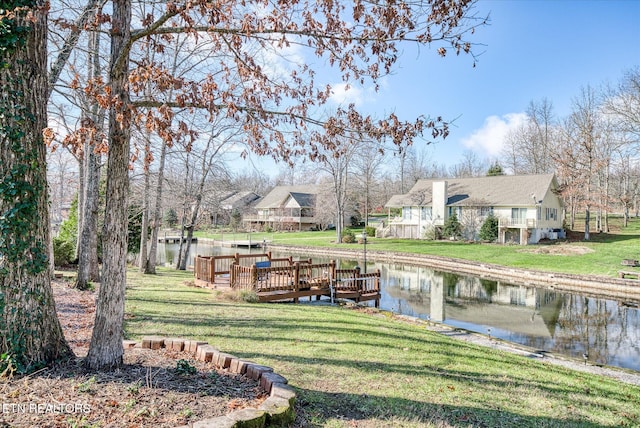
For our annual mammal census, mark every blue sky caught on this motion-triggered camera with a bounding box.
[368,0,640,166]
[239,0,640,177]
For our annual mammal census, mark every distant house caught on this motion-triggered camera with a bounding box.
[384,174,564,244]
[207,191,261,226]
[243,185,320,231]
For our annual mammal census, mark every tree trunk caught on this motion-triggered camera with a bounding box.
[86,0,131,370]
[584,206,590,241]
[175,152,191,270]
[145,140,168,274]
[178,194,203,271]
[0,0,72,371]
[77,24,103,289]
[76,153,85,259]
[76,144,101,289]
[138,136,152,272]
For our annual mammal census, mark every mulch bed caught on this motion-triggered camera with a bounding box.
[0,280,267,428]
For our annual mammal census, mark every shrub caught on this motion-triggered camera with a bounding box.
[175,359,197,376]
[350,214,363,227]
[479,213,499,242]
[364,225,376,238]
[237,289,259,303]
[422,224,440,240]
[58,197,78,250]
[341,230,356,243]
[53,236,74,266]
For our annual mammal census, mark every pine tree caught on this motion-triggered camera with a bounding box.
[443,211,462,239]
[479,213,499,242]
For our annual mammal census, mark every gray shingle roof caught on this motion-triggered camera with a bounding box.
[220,191,261,209]
[255,185,319,209]
[385,174,557,208]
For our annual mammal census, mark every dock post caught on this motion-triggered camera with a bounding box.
[293,262,300,303]
[250,265,257,288]
[375,269,381,308]
[209,256,215,285]
[230,263,236,288]
[354,266,361,303]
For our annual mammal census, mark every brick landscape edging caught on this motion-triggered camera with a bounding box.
[124,337,296,428]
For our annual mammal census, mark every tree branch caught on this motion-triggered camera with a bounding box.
[48,0,106,100]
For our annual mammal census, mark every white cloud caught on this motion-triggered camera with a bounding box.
[329,83,365,106]
[461,113,527,157]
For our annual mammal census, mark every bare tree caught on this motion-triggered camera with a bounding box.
[86,0,132,370]
[524,98,558,174]
[557,86,607,240]
[500,98,558,175]
[603,67,640,144]
[351,139,386,225]
[175,123,238,270]
[450,150,487,177]
[314,135,361,242]
[75,25,105,289]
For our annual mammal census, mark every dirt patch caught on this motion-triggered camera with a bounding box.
[0,281,267,428]
[517,244,594,256]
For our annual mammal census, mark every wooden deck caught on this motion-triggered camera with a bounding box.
[194,253,380,306]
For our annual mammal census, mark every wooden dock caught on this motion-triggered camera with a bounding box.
[159,236,198,244]
[220,240,265,248]
[194,253,380,306]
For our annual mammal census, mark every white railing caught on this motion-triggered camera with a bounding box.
[243,215,316,223]
[499,218,537,228]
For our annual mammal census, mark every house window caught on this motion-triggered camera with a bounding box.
[545,208,557,221]
[402,207,412,220]
[421,207,432,220]
[511,208,526,222]
[448,207,461,218]
[480,206,493,217]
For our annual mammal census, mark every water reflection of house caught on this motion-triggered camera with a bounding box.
[382,264,562,339]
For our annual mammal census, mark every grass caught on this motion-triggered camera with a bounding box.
[125,268,640,427]
[193,216,640,277]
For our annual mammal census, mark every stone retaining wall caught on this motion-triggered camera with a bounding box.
[269,244,640,301]
[125,337,296,428]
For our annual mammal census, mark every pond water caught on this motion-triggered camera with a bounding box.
[158,240,640,372]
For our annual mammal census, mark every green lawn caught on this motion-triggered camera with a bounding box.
[194,216,640,277]
[125,268,640,427]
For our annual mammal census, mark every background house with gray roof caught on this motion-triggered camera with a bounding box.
[243,185,320,231]
[202,191,261,227]
[384,174,564,244]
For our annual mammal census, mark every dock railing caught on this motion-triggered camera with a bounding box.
[195,254,380,306]
[230,260,335,292]
[194,252,274,284]
[334,267,381,300]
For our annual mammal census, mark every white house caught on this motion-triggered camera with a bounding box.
[384,174,564,245]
